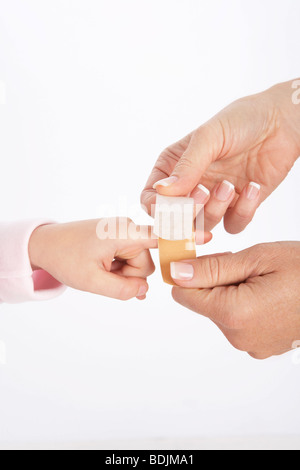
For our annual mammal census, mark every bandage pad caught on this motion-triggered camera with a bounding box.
[158,237,196,285]
[154,195,197,286]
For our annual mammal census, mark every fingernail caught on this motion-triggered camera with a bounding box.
[137,285,148,297]
[215,180,235,202]
[153,176,178,189]
[246,182,261,200]
[170,262,194,281]
[193,184,210,204]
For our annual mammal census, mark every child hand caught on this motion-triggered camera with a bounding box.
[28,218,157,301]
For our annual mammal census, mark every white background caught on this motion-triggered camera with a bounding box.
[0,0,299,446]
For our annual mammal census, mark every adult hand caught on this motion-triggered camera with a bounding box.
[141,80,300,234]
[170,242,300,359]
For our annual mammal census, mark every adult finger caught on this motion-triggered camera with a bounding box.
[153,122,224,197]
[169,248,263,289]
[200,180,236,232]
[172,284,236,327]
[224,182,261,234]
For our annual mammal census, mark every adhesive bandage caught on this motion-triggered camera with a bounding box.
[154,195,197,285]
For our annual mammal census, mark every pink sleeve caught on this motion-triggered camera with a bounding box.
[0,220,66,304]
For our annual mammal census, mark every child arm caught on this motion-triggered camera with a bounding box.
[0,220,66,304]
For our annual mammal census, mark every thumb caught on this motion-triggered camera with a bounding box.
[154,121,224,196]
[170,247,264,288]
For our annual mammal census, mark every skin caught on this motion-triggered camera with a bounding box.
[141,79,300,234]
[29,218,158,301]
[28,219,211,301]
[171,242,300,360]
[141,79,300,359]
[28,81,300,359]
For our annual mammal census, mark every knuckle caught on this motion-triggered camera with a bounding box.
[205,209,221,225]
[156,150,178,174]
[233,207,254,221]
[203,256,221,285]
[174,156,195,172]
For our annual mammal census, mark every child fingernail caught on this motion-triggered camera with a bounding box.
[246,182,261,200]
[170,262,194,281]
[137,285,148,297]
[193,184,210,204]
[153,176,178,189]
[215,180,235,202]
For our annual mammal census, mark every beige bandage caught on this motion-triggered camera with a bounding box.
[154,195,196,285]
